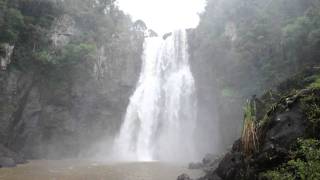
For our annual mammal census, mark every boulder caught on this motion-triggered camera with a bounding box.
[202,154,219,165]
[216,152,247,180]
[147,29,158,37]
[163,32,173,40]
[0,157,16,167]
[177,174,192,180]
[262,105,306,150]
[0,144,26,168]
[189,162,203,169]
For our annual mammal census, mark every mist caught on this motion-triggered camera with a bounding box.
[1,0,320,179]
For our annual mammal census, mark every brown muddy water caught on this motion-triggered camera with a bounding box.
[0,160,203,180]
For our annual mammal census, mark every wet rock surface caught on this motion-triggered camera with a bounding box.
[178,174,192,180]
[0,157,15,168]
[196,95,311,179]
[0,12,143,161]
[0,144,26,167]
[188,153,222,173]
[0,43,14,70]
[182,70,320,180]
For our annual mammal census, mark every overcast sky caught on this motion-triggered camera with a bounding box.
[117,0,206,35]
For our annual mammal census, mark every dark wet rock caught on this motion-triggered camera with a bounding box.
[198,172,223,180]
[147,29,158,37]
[163,32,172,40]
[177,174,192,180]
[203,95,308,179]
[216,152,248,180]
[0,157,16,167]
[189,162,203,169]
[231,139,241,152]
[0,144,26,168]
[188,153,222,173]
[190,83,320,180]
[262,105,307,151]
[253,146,289,171]
[202,154,216,165]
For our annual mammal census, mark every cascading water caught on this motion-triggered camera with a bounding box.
[113,30,197,162]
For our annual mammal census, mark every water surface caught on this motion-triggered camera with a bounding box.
[0,160,203,180]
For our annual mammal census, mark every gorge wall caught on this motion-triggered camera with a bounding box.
[188,0,320,154]
[0,0,143,160]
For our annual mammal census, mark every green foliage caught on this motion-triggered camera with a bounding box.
[0,7,24,43]
[282,6,320,68]
[193,0,320,100]
[35,43,96,66]
[300,89,320,137]
[34,50,53,65]
[0,0,6,9]
[243,100,257,122]
[222,88,238,98]
[58,43,96,65]
[0,0,141,93]
[241,100,258,156]
[308,29,320,46]
[309,75,320,88]
[262,139,320,180]
[262,171,295,180]
[283,16,312,43]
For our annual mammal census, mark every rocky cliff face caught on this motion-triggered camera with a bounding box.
[179,69,320,180]
[0,11,143,163]
[188,27,243,155]
[0,44,14,70]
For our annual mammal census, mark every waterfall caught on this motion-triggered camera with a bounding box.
[113,30,197,162]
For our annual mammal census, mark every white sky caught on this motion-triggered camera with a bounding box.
[117,0,206,35]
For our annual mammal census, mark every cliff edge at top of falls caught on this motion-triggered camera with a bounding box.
[179,68,320,180]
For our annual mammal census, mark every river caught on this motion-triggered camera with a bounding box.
[0,160,203,180]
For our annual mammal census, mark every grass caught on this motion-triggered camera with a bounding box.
[241,100,259,156]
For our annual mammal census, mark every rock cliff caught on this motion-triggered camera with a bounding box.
[0,1,144,166]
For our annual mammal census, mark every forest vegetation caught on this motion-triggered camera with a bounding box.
[187,0,320,179]
[0,0,320,179]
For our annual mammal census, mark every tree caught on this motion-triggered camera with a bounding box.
[133,20,147,32]
[0,7,24,43]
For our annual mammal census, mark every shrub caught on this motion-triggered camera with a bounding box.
[301,88,320,137]
[241,99,259,156]
[34,43,96,66]
[34,50,54,65]
[0,8,24,43]
[58,43,96,65]
[261,139,320,180]
[308,75,320,88]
